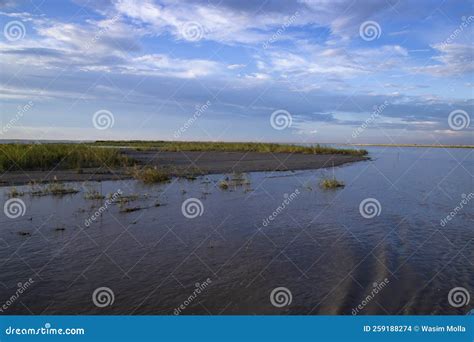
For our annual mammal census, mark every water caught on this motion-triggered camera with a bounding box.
[0,147,472,315]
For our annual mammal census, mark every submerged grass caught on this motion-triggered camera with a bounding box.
[93,140,368,156]
[320,178,345,189]
[0,143,130,172]
[30,182,80,196]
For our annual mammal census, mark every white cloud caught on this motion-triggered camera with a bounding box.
[412,44,474,76]
[227,64,246,70]
[130,54,220,78]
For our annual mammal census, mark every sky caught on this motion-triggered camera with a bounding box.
[0,0,473,144]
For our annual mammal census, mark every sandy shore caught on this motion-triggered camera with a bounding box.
[0,149,367,186]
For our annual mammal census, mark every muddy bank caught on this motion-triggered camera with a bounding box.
[0,149,367,186]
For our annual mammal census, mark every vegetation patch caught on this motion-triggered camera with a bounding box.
[93,140,368,156]
[0,143,131,172]
[320,178,345,189]
[30,182,80,196]
[132,167,171,184]
[7,187,24,197]
[84,190,105,200]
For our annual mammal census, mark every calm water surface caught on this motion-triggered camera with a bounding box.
[0,147,472,314]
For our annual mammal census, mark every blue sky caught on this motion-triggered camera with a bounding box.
[0,0,473,144]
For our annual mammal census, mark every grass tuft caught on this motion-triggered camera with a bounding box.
[320,178,345,189]
[132,167,170,184]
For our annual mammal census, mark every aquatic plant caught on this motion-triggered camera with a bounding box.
[218,179,230,190]
[85,190,105,200]
[7,187,24,197]
[320,178,345,189]
[30,183,79,196]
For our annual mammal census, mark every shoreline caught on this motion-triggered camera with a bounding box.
[0,149,368,186]
[347,143,473,149]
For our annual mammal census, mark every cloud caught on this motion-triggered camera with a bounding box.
[110,0,401,45]
[227,64,246,70]
[411,44,474,76]
[130,54,221,78]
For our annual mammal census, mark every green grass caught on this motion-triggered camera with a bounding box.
[0,142,367,175]
[0,143,130,172]
[93,140,368,156]
[320,178,345,189]
[132,167,171,184]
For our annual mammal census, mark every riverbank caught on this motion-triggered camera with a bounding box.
[0,149,367,186]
